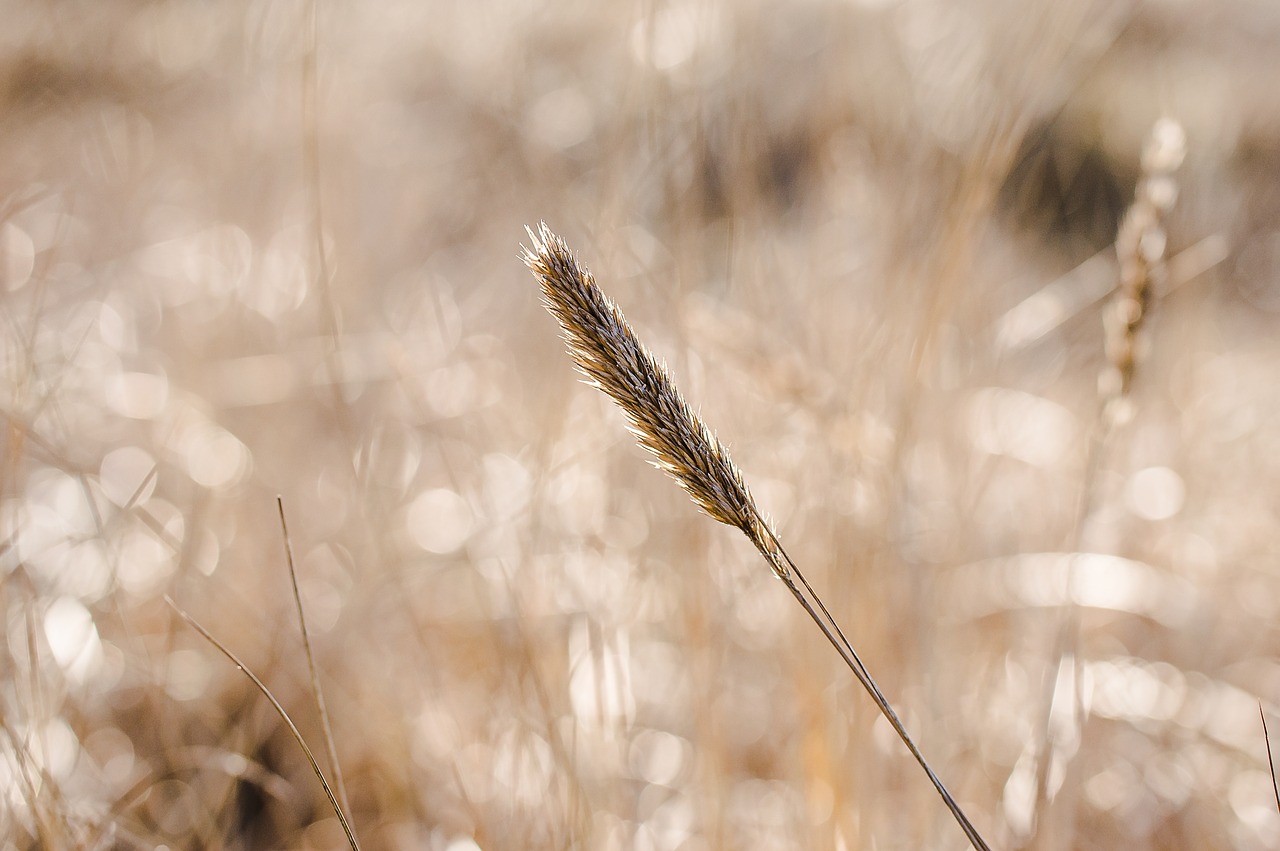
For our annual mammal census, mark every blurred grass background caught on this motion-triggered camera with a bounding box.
[2,0,1279,848]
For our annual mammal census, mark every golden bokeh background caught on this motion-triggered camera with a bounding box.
[2,1,1278,849]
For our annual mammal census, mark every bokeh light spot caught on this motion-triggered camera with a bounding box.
[105,371,170,419]
[44,596,103,682]
[181,426,251,490]
[99,447,157,507]
[968,387,1075,467]
[1126,466,1185,520]
[164,648,212,702]
[1,223,35,291]
[407,488,474,554]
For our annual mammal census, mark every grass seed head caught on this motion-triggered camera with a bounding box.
[1102,117,1186,406]
[521,222,786,577]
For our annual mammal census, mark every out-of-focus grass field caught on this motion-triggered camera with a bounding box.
[3,1,1280,848]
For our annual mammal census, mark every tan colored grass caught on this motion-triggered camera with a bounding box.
[1022,117,1190,844]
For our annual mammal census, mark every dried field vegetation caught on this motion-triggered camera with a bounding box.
[2,1,1280,849]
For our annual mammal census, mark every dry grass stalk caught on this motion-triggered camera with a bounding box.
[1023,118,1190,841]
[167,596,362,851]
[522,222,991,851]
[1102,117,1186,406]
[1262,707,1280,815]
[278,496,353,823]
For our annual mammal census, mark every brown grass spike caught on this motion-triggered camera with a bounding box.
[522,222,991,851]
[521,222,788,579]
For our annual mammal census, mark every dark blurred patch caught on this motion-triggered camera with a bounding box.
[229,734,288,849]
[693,130,731,221]
[691,123,822,223]
[999,116,1134,254]
[758,130,816,213]
[232,771,273,847]
[0,51,156,113]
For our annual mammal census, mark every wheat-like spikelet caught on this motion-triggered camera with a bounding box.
[522,222,991,851]
[1102,117,1186,405]
[521,222,787,578]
